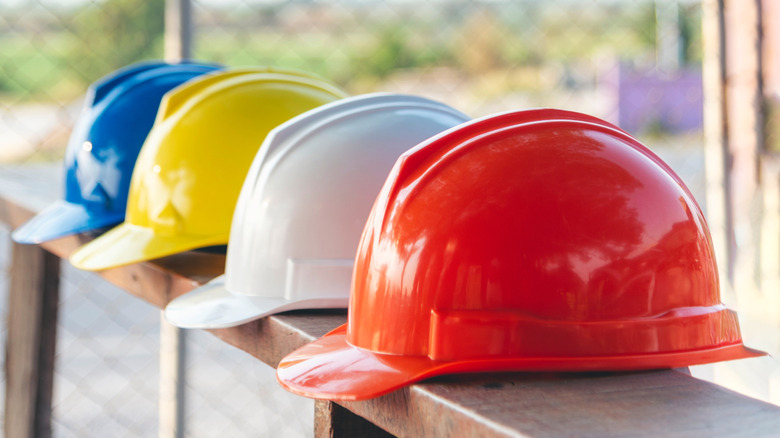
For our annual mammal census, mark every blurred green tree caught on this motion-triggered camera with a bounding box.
[363,27,418,79]
[66,0,164,84]
[679,5,703,64]
[453,8,505,74]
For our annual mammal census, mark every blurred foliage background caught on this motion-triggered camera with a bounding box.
[0,0,702,101]
[1,0,706,164]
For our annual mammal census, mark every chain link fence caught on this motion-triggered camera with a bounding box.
[0,224,313,437]
[4,0,775,436]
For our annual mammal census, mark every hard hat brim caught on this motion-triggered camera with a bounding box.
[69,221,228,271]
[163,274,348,328]
[276,324,765,401]
[12,199,123,244]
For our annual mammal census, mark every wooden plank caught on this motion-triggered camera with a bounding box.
[702,0,732,288]
[4,242,60,438]
[764,0,780,101]
[339,370,780,438]
[764,0,780,156]
[33,249,59,438]
[1,166,62,438]
[760,0,780,326]
[760,154,780,320]
[3,165,780,438]
[724,0,763,304]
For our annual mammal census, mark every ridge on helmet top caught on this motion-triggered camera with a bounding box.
[68,67,348,271]
[239,92,470,201]
[163,93,470,329]
[11,60,222,245]
[379,108,675,215]
[90,61,169,104]
[276,108,763,401]
[156,67,332,120]
[90,60,219,104]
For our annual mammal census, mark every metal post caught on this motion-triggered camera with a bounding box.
[165,0,193,61]
[159,314,187,438]
[160,1,193,437]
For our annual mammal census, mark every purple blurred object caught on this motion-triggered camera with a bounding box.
[609,63,703,135]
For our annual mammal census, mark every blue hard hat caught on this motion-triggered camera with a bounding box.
[12,60,222,244]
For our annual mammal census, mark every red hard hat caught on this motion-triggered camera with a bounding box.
[277,108,763,401]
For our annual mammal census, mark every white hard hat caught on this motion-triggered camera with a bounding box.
[164,93,470,328]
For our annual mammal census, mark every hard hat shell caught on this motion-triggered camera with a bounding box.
[11,61,221,244]
[277,108,763,401]
[69,68,347,271]
[163,93,471,328]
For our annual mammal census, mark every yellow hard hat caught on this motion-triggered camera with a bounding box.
[69,67,347,271]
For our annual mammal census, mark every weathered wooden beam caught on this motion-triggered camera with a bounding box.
[702,0,732,290]
[759,155,780,321]
[338,370,780,438]
[724,0,763,304]
[4,243,60,438]
[760,0,780,327]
